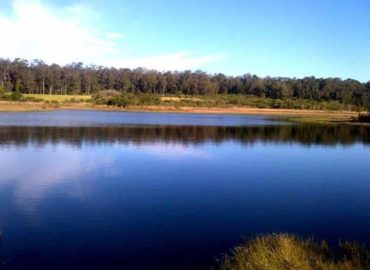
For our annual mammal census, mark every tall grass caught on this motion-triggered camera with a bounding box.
[218,234,370,270]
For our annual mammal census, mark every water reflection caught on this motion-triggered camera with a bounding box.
[0,141,210,211]
[0,145,116,211]
[0,124,369,147]
[1,118,370,270]
[0,110,281,127]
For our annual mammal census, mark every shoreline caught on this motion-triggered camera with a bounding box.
[0,101,360,123]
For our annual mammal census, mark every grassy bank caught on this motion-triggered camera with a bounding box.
[0,100,358,122]
[217,234,370,270]
[0,93,363,124]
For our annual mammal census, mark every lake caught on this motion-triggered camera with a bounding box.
[0,110,370,270]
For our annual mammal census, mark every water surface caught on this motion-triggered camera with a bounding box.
[0,110,370,270]
[0,110,281,127]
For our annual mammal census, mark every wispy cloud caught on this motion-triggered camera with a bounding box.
[107,32,127,39]
[0,0,223,70]
[108,51,223,71]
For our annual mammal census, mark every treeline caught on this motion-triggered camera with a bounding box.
[1,58,370,108]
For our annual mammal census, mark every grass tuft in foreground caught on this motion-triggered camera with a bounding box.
[217,234,370,270]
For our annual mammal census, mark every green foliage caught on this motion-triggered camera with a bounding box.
[0,89,45,102]
[0,90,24,101]
[89,92,362,111]
[92,91,161,107]
[92,90,122,105]
[217,234,370,270]
[164,95,353,110]
[94,94,356,111]
[23,96,43,102]
[108,94,135,107]
[137,93,161,105]
[10,90,23,101]
[0,85,6,96]
[0,86,7,100]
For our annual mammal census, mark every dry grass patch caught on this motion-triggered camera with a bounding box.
[161,96,204,103]
[218,234,370,270]
[24,94,91,102]
[0,101,56,111]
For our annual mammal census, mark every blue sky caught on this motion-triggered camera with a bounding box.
[0,0,369,81]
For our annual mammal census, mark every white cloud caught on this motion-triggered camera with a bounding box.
[107,51,223,71]
[0,0,223,70]
[0,0,120,65]
[107,32,127,39]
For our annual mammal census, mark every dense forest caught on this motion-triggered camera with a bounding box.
[1,58,370,108]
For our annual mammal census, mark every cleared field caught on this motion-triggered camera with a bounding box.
[24,94,92,102]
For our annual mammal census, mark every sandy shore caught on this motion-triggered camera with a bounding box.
[0,101,359,122]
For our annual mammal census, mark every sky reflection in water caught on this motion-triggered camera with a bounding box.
[0,111,370,270]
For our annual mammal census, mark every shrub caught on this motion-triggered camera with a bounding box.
[0,85,6,96]
[23,96,43,102]
[92,90,122,105]
[137,94,161,105]
[111,95,134,107]
[0,90,28,101]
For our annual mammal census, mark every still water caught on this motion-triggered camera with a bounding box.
[0,110,370,270]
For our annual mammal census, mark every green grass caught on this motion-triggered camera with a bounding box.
[217,234,370,270]
[24,94,92,102]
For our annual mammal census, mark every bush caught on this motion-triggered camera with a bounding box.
[218,234,370,270]
[0,85,6,96]
[92,90,122,105]
[89,93,362,111]
[137,94,161,105]
[10,91,23,101]
[0,90,25,101]
[92,92,162,107]
[23,96,43,102]
[111,95,135,107]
